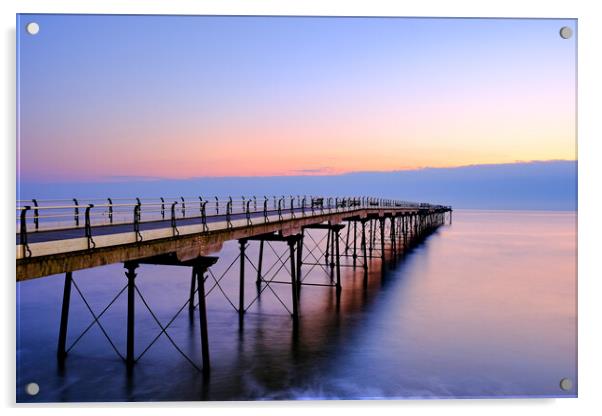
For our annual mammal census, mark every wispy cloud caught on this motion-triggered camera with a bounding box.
[288,167,338,175]
[99,175,166,182]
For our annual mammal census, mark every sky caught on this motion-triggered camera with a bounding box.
[17,15,576,182]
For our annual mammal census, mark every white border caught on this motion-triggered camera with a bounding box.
[3,1,601,415]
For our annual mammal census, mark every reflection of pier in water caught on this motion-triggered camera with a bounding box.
[229,236,436,399]
[16,195,451,377]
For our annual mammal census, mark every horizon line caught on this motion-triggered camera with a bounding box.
[19,158,577,184]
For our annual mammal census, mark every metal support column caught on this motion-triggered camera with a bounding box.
[361,220,368,283]
[414,214,418,240]
[125,261,138,368]
[403,215,408,248]
[195,263,211,375]
[368,219,374,258]
[256,239,264,290]
[334,228,342,293]
[239,240,246,317]
[397,216,401,254]
[345,221,351,255]
[289,238,299,320]
[325,228,331,266]
[352,220,358,268]
[297,230,304,295]
[329,225,336,280]
[380,217,386,261]
[57,271,73,363]
[390,217,396,258]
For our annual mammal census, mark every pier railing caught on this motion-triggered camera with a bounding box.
[16,195,450,257]
[16,196,443,232]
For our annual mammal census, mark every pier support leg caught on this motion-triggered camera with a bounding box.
[395,217,401,257]
[404,216,408,249]
[289,239,299,321]
[416,214,420,238]
[416,215,422,237]
[57,271,73,363]
[329,226,336,281]
[369,219,374,257]
[325,228,331,266]
[345,221,351,255]
[125,261,138,368]
[335,228,342,293]
[414,214,418,240]
[397,217,401,254]
[297,230,304,296]
[391,217,396,259]
[256,239,264,290]
[194,263,211,376]
[361,220,368,284]
[239,240,246,318]
[372,219,377,255]
[380,217,386,261]
[352,220,358,268]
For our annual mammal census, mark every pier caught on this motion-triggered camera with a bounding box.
[16,195,451,375]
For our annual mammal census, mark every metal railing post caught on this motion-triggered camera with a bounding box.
[263,196,269,223]
[135,197,142,222]
[107,198,114,224]
[73,198,80,227]
[85,204,95,249]
[171,201,179,236]
[134,202,142,242]
[31,199,39,231]
[201,201,208,231]
[226,198,233,228]
[246,200,252,226]
[19,206,32,258]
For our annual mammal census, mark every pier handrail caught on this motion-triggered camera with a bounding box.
[16,195,450,259]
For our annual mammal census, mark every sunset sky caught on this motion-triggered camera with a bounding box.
[17,15,576,182]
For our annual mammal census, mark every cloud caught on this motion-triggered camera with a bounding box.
[289,167,336,175]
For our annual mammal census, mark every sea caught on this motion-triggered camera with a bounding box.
[16,209,577,401]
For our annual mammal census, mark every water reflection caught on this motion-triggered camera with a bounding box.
[16,210,576,401]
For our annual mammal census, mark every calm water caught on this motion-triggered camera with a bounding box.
[16,210,577,401]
